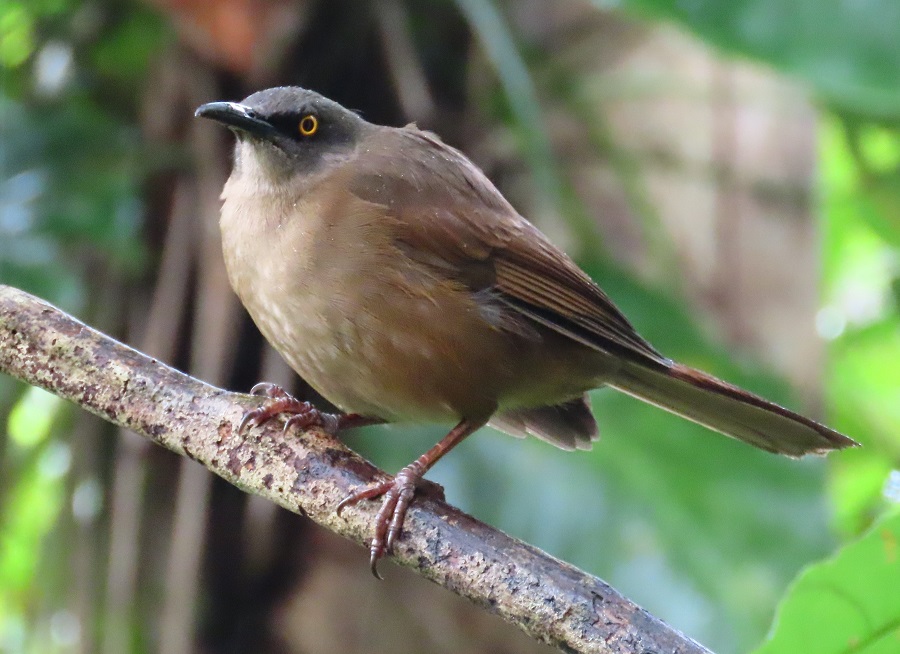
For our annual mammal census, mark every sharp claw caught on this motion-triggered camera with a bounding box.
[370,551,384,580]
[335,495,352,517]
[249,382,274,396]
[238,410,258,434]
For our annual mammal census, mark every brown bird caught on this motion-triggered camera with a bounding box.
[196,87,857,576]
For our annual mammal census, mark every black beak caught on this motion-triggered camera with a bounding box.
[195,101,276,139]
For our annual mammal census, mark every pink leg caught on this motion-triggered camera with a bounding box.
[336,417,486,578]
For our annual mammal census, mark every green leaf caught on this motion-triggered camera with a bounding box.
[621,0,900,119]
[820,116,900,535]
[753,511,900,654]
[831,448,894,536]
[0,3,35,67]
[7,386,61,448]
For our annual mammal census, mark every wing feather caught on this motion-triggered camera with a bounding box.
[347,125,666,364]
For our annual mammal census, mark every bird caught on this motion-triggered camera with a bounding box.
[195,86,858,577]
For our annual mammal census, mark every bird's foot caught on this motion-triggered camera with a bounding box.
[336,463,445,579]
[238,382,339,435]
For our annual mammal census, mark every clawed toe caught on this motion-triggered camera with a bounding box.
[249,382,288,398]
[238,383,330,435]
[238,406,270,433]
[332,420,481,578]
[239,384,384,437]
[336,463,425,578]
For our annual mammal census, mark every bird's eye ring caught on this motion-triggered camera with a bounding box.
[299,115,318,136]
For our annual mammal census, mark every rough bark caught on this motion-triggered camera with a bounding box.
[0,284,712,654]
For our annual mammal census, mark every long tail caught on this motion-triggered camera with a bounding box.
[610,360,858,456]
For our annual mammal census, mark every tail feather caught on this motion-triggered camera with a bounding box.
[611,361,858,456]
[490,395,598,451]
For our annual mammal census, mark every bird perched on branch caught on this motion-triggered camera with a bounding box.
[196,87,857,576]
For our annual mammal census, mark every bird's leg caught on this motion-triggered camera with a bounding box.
[238,382,383,435]
[336,417,485,578]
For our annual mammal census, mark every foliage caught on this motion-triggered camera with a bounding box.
[0,390,67,652]
[620,0,900,119]
[753,510,900,654]
[0,0,160,309]
[820,120,900,542]
[773,115,900,654]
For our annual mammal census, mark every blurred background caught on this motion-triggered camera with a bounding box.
[1,1,899,653]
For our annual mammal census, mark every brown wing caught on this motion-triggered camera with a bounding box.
[347,125,667,365]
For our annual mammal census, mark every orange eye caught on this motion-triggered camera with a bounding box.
[299,115,318,136]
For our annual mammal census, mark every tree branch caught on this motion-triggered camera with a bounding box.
[0,284,712,654]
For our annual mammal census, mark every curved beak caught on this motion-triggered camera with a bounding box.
[195,101,276,139]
